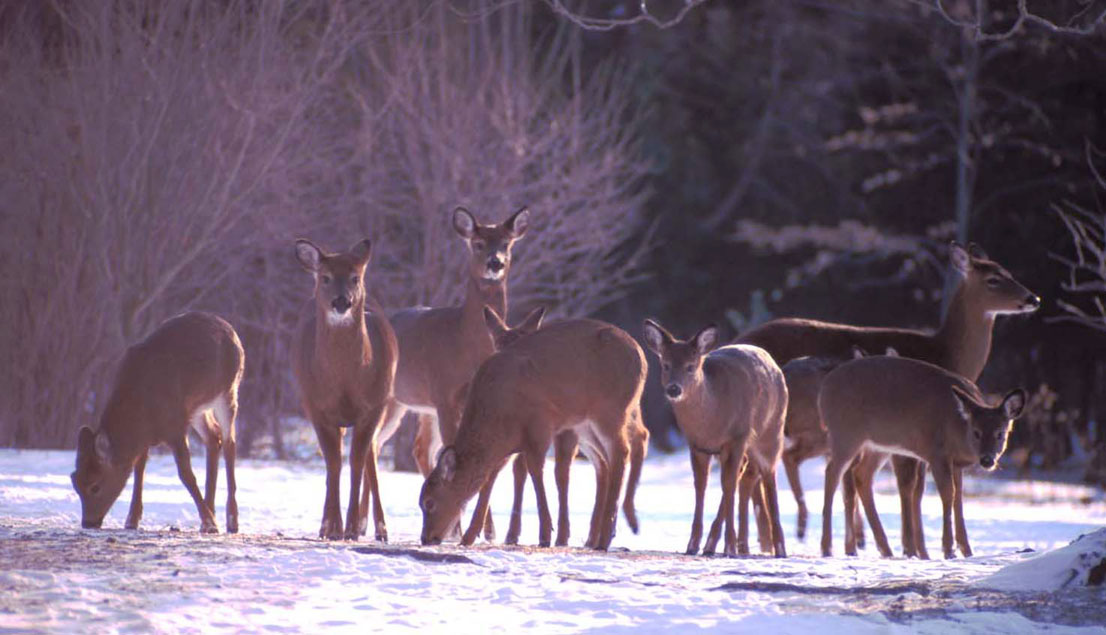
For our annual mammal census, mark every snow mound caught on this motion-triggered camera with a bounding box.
[976,528,1106,592]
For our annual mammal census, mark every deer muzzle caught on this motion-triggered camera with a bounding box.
[331,296,352,314]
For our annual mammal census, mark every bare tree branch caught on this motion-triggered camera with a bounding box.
[923,0,1106,41]
[541,0,710,31]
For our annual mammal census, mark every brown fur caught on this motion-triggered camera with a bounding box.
[72,312,244,533]
[819,356,1026,559]
[643,320,789,558]
[419,319,646,551]
[292,239,398,541]
[736,242,1038,558]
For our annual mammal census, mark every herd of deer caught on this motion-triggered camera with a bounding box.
[71,207,1041,560]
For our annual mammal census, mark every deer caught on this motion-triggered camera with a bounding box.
[819,355,1026,559]
[736,242,1038,558]
[71,312,244,534]
[292,238,398,541]
[473,307,651,548]
[643,320,788,558]
[372,206,529,540]
[419,318,646,551]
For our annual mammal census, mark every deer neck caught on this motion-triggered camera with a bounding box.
[670,378,717,441]
[461,276,507,347]
[314,300,371,362]
[97,401,144,471]
[934,283,994,382]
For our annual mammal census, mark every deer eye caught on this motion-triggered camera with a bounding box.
[662,362,671,372]
[321,275,332,285]
[985,277,1001,288]
[685,364,694,372]
[90,484,101,495]
[424,499,436,514]
[350,275,359,285]
[973,429,982,440]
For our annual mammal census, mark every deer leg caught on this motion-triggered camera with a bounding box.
[733,447,753,556]
[753,477,773,554]
[124,448,149,530]
[170,437,218,534]
[911,460,930,560]
[852,455,893,558]
[524,442,554,548]
[554,432,578,547]
[892,455,920,557]
[782,444,807,541]
[927,460,956,559]
[220,394,240,534]
[952,466,972,558]
[686,448,711,555]
[702,492,725,557]
[505,453,527,545]
[595,428,627,552]
[344,419,375,540]
[461,461,506,547]
[622,421,648,534]
[313,421,344,540]
[203,414,222,516]
[364,436,389,542]
[821,452,854,557]
[587,452,611,549]
[759,463,787,558]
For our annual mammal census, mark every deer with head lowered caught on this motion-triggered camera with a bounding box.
[736,242,1038,558]
[372,206,529,539]
[643,320,788,557]
[819,355,1026,559]
[292,238,398,541]
[72,312,244,533]
[419,318,646,551]
[470,307,651,548]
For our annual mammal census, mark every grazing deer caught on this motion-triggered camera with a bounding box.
[292,238,398,541]
[419,319,646,551]
[737,242,1038,558]
[819,355,1026,559]
[472,307,651,548]
[643,320,788,557]
[71,312,244,533]
[373,206,529,538]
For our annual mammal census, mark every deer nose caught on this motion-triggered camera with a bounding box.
[487,258,505,273]
[979,456,995,469]
[1023,294,1040,310]
[665,383,683,399]
[332,296,352,313]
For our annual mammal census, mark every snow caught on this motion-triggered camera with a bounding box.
[2,447,1105,633]
[978,528,1106,592]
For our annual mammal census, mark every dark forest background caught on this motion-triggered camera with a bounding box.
[2,0,1105,485]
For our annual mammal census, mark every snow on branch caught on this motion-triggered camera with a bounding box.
[541,0,710,31]
[924,0,1106,41]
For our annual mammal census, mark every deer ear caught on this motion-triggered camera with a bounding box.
[349,239,372,266]
[967,242,989,261]
[642,320,667,356]
[505,207,530,239]
[94,431,112,464]
[950,385,979,421]
[453,207,476,239]
[77,426,96,457]
[483,306,509,338]
[517,306,546,334]
[295,240,322,272]
[1001,388,1027,420]
[885,346,899,357]
[437,446,457,482]
[694,324,719,355]
[950,241,971,275]
[851,346,867,359]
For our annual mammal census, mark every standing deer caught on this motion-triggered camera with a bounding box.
[819,355,1026,558]
[736,242,1038,558]
[71,312,244,533]
[373,206,529,539]
[643,320,788,557]
[292,238,398,541]
[419,319,645,551]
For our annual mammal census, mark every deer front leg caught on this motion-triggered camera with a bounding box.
[525,442,554,548]
[893,455,921,557]
[461,463,505,547]
[345,420,374,540]
[821,454,852,557]
[759,465,787,558]
[170,438,218,534]
[852,456,893,558]
[686,449,711,555]
[203,414,222,516]
[952,466,972,557]
[554,432,578,547]
[734,455,755,556]
[313,422,344,540]
[929,460,956,559]
[505,454,527,545]
[125,449,149,530]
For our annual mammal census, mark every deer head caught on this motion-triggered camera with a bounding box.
[295,238,372,327]
[453,207,529,285]
[71,426,130,529]
[642,320,718,402]
[950,242,1040,315]
[950,386,1027,470]
[482,306,546,350]
[419,446,469,545]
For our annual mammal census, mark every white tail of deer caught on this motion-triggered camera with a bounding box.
[71,312,244,533]
[419,318,645,551]
[737,241,1038,558]
[819,355,1026,559]
[292,238,398,541]
[643,320,788,557]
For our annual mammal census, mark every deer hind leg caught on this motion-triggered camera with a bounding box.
[554,431,578,547]
[911,460,929,560]
[201,412,222,517]
[753,451,787,558]
[622,419,648,535]
[951,466,972,558]
[213,392,240,534]
[364,431,389,542]
[583,448,609,549]
[782,442,807,541]
[594,425,627,552]
[821,447,858,558]
[686,448,711,555]
[851,453,893,558]
[170,435,218,534]
[505,453,527,545]
[124,448,149,530]
[702,491,726,557]
[928,460,956,559]
[753,477,773,554]
[524,438,555,548]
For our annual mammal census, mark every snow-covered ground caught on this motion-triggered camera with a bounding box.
[2,447,1105,633]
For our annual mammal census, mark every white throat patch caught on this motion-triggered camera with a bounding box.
[327,310,355,327]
